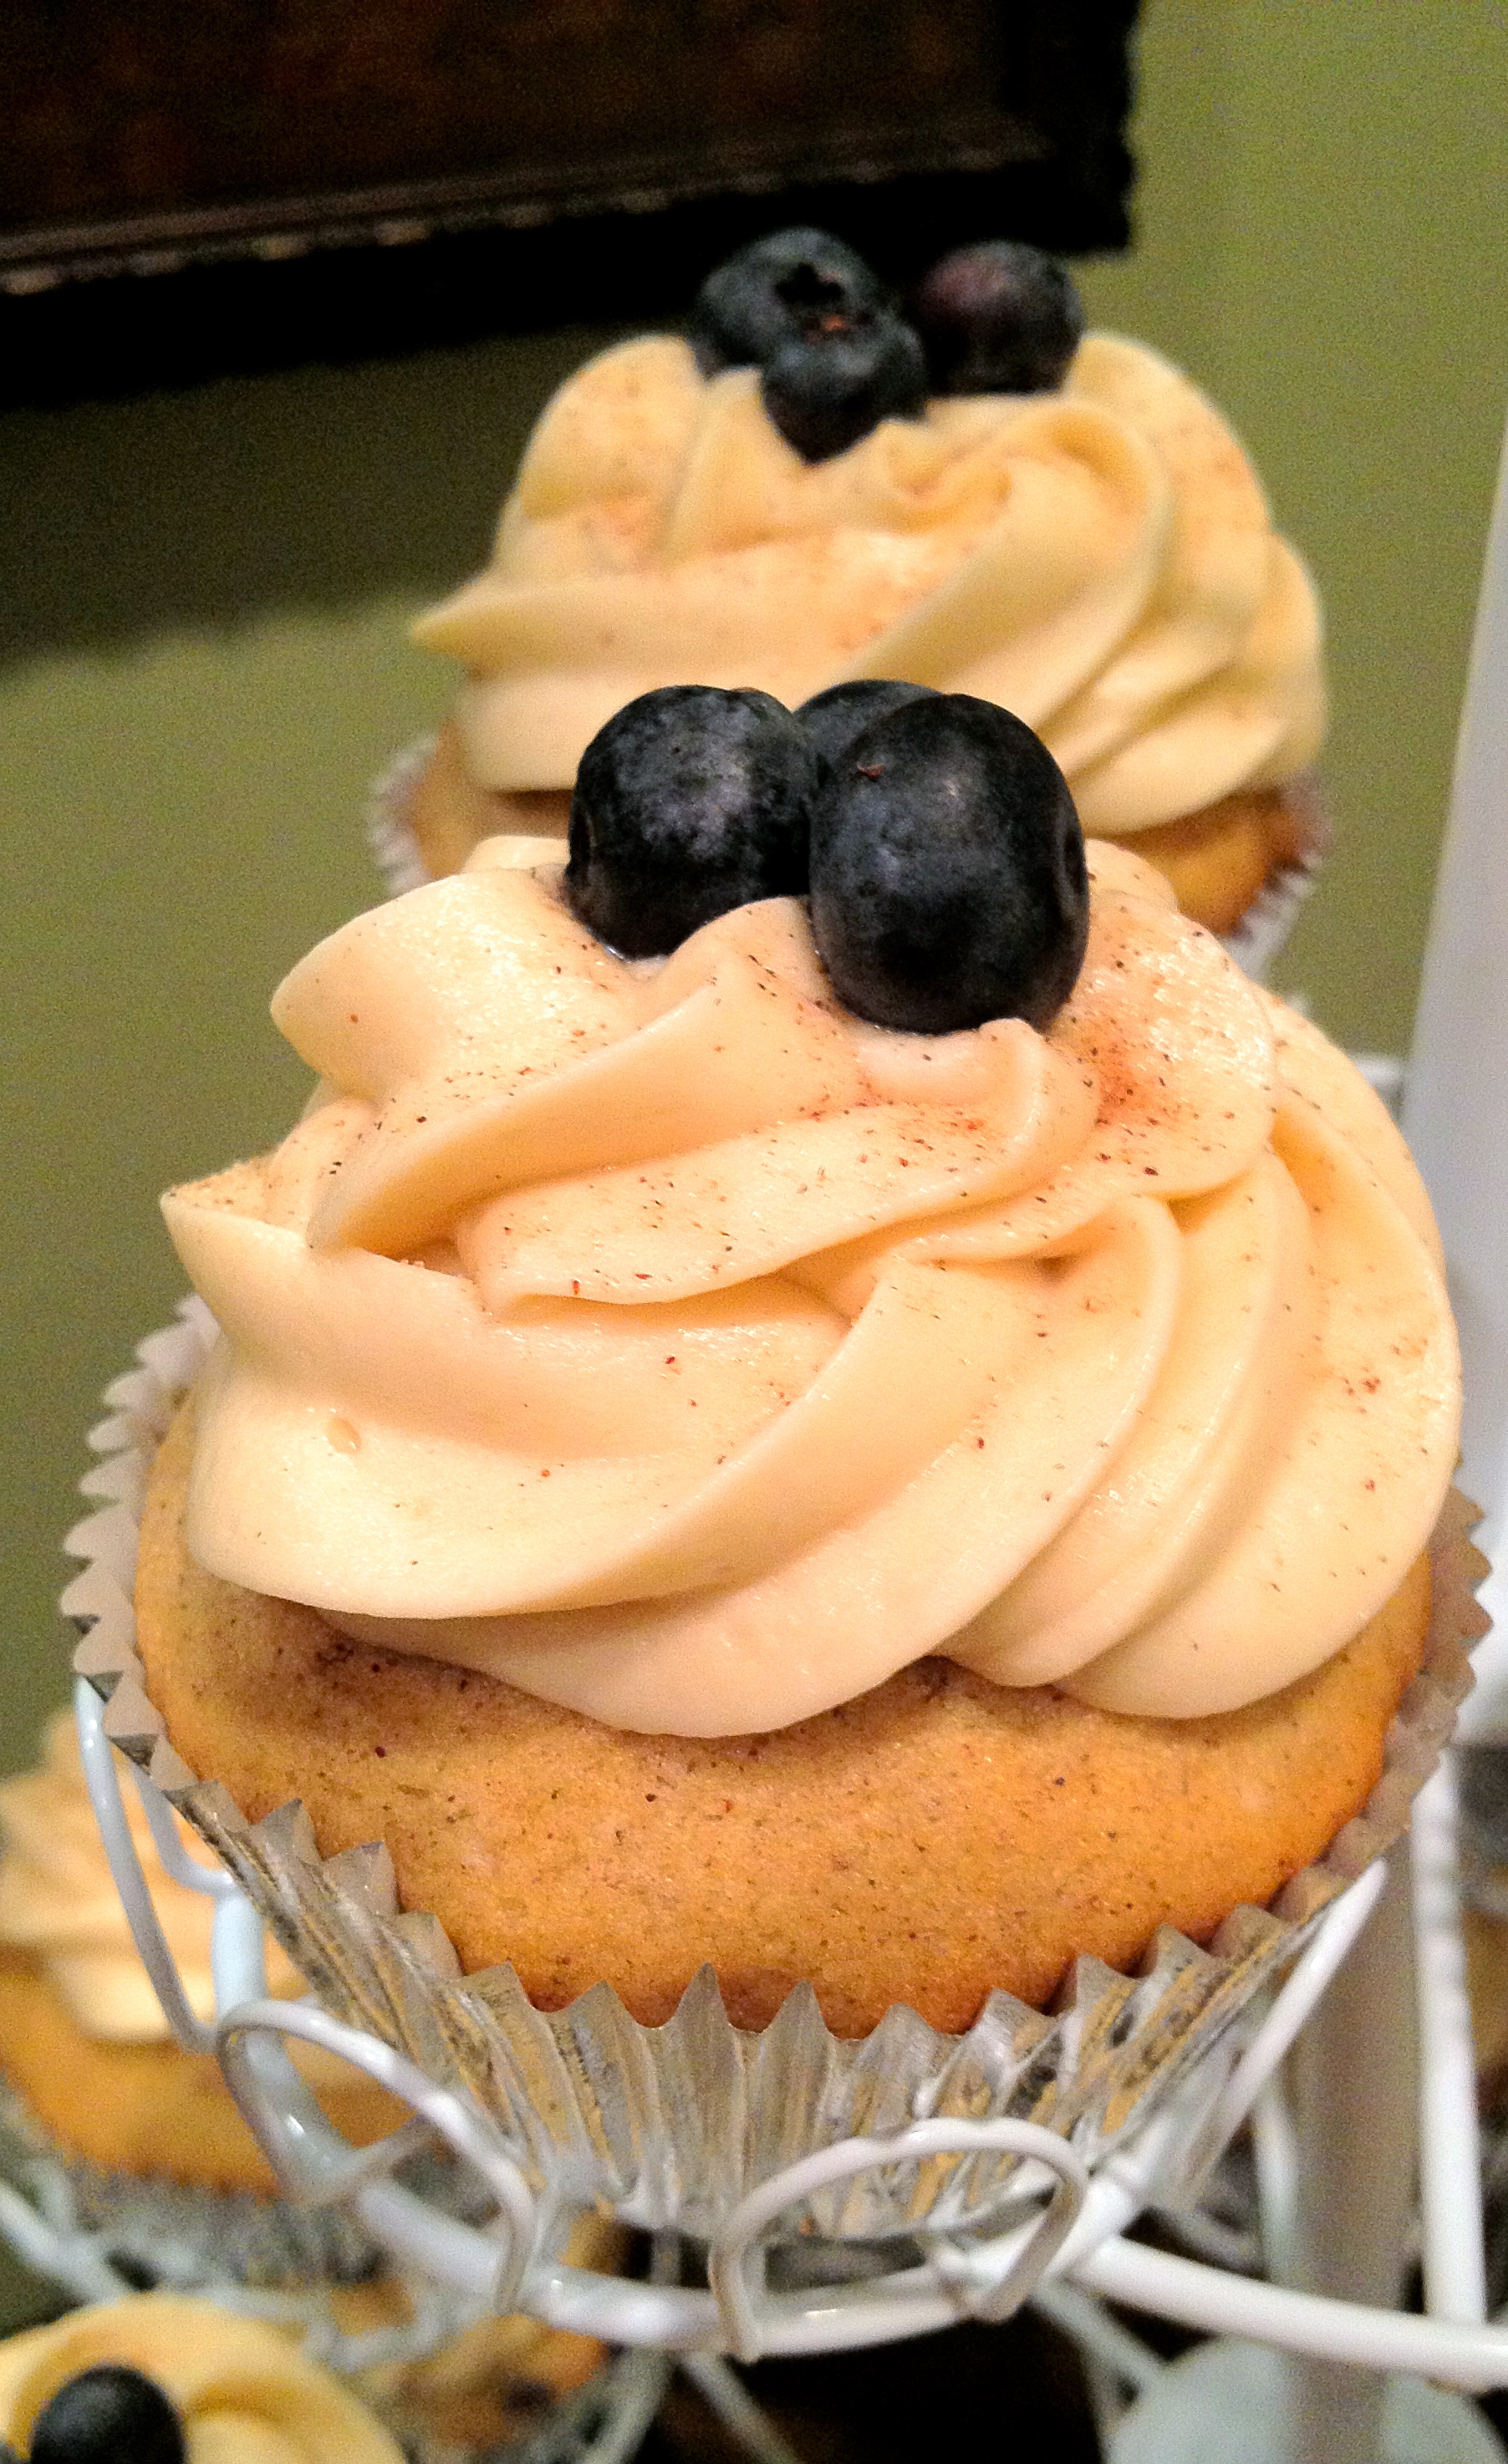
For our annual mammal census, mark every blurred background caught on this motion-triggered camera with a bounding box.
[3,0,1508,1772]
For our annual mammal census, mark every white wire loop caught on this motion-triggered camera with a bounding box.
[706,2118,1089,2362]
[72,1674,219,2054]
[216,1998,540,2315]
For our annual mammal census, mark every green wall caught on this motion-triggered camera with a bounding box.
[3,0,1507,1789]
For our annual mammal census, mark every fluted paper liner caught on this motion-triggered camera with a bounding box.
[365,738,1330,986]
[64,1304,1483,2246]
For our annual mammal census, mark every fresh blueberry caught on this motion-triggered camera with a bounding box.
[911,242,1085,395]
[567,686,817,958]
[797,680,940,775]
[688,228,885,375]
[761,315,928,462]
[29,2365,186,2464]
[808,694,1088,1034]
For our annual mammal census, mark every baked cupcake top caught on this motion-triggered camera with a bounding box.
[415,237,1324,837]
[162,698,1455,1737]
[0,1716,302,2043]
[0,2297,400,2461]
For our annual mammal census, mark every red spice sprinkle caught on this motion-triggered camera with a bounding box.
[374,1744,387,1758]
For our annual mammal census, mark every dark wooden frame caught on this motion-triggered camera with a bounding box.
[2,2,1138,406]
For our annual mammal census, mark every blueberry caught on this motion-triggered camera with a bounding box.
[808,695,1088,1035]
[797,680,939,775]
[911,242,1084,396]
[761,316,928,463]
[567,686,817,958]
[689,228,885,376]
[29,2365,185,2464]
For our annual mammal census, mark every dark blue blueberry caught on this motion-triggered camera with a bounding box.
[688,228,885,376]
[797,680,940,776]
[567,686,816,958]
[808,694,1088,1035]
[761,316,928,463]
[911,242,1084,396]
[29,2365,186,2464]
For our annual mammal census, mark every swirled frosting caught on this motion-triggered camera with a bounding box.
[0,1715,303,2042]
[162,842,1456,1736]
[414,333,1326,836]
[0,2298,402,2462]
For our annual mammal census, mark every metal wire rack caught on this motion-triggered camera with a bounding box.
[54,1666,1508,2464]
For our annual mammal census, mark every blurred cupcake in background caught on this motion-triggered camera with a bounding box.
[404,230,1327,952]
[0,1712,403,2292]
[0,1717,618,2445]
[0,2294,403,2461]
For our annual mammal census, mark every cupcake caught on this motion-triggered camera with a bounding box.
[84,693,1467,2253]
[0,1713,402,2201]
[406,232,1327,944]
[0,1718,619,2404]
[0,2295,402,2461]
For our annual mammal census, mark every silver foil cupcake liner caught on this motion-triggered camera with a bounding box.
[364,736,1328,985]
[64,1305,1482,2249]
[1219,773,1332,985]
[365,736,436,900]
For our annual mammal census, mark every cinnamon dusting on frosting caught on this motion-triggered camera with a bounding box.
[161,843,1456,1735]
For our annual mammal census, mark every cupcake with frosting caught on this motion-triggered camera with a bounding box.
[0,2297,401,2461]
[65,686,1475,2279]
[0,1716,415,2297]
[0,1718,618,2410]
[0,1714,401,2213]
[406,231,1327,947]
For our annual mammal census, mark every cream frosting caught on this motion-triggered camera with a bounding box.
[162,843,1456,1736]
[414,333,1326,835]
[0,2297,402,2462]
[0,1715,302,2043]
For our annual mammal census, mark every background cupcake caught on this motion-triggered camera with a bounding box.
[0,1713,404,2201]
[0,1712,397,2296]
[0,1714,619,2438]
[404,231,1327,949]
[0,2295,403,2461]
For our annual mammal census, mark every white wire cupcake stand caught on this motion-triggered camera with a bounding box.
[50,1670,1508,2464]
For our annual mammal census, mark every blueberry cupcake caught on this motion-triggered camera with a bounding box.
[404,230,1327,947]
[0,2296,401,2461]
[83,693,1469,2252]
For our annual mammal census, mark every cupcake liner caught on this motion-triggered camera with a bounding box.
[64,1306,1484,2252]
[1216,772,1332,985]
[366,735,441,900]
[364,736,1329,985]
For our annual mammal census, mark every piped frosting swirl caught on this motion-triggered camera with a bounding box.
[414,333,1326,835]
[162,843,1456,1737]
